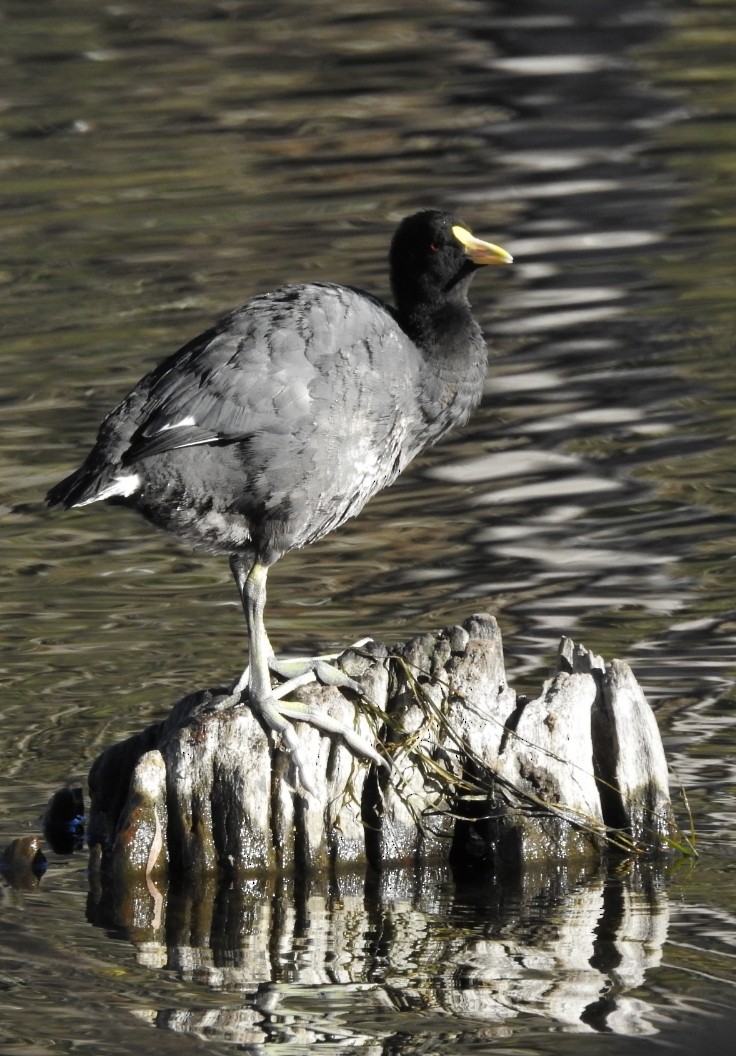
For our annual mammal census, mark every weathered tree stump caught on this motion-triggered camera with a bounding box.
[87,614,681,879]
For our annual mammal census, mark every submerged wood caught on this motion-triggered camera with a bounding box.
[87,614,680,878]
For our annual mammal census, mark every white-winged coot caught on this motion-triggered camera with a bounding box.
[47,210,513,793]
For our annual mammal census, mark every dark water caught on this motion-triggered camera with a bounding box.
[2,0,736,1052]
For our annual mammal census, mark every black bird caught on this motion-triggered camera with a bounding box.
[47,210,512,792]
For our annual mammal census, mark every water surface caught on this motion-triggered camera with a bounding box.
[2,0,736,1053]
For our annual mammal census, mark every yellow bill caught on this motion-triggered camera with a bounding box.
[452,223,513,265]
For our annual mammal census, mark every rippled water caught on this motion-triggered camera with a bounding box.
[2,0,736,1053]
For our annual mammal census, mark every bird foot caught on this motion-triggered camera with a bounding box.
[267,636,373,693]
[230,690,320,797]
[243,688,388,797]
[220,637,387,793]
[268,657,363,697]
[274,697,389,774]
[229,637,374,700]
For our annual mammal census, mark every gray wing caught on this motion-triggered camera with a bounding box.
[120,283,417,467]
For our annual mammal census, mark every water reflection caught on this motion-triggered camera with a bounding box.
[86,861,671,1047]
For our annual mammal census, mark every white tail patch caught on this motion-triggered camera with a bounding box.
[75,473,141,507]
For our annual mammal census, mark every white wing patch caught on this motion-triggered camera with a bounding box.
[155,416,197,433]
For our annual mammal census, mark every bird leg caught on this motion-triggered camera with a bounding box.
[229,556,367,696]
[239,558,318,796]
[228,555,387,791]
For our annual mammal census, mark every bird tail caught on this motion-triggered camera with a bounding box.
[46,463,99,509]
[47,451,142,509]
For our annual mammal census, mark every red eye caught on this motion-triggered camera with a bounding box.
[429,243,438,253]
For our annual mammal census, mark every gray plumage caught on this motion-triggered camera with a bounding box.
[47,210,512,792]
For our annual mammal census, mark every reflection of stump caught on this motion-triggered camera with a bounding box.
[88,614,680,878]
[85,859,672,1042]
